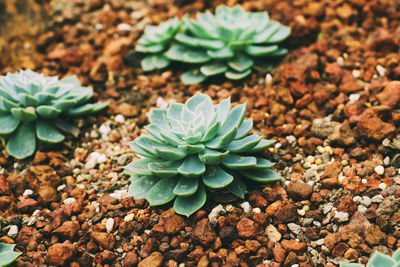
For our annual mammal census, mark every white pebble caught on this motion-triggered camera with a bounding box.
[124,214,135,222]
[105,218,115,233]
[265,73,273,83]
[274,143,282,149]
[117,23,132,32]
[349,93,360,103]
[7,225,18,237]
[383,156,390,166]
[334,211,349,222]
[252,207,261,213]
[358,205,367,213]
[337,57,344,66]
[316,239,325,246]
[286,135,296,144]
[23,189,33,196]
[240,202,251,213]
[99,124,111,135]
[97,154,107,163]
[361,196,371,207]
[371,194,384,203]
[208,204,226,225]
[352,69,361,78]
[297,209,306,216]
[353,196,362,204]
[374,165,384,175]
[376,65,386,77]
[115,114,125,123]
[57,184,66,191]
[379,183,387,190]
[362,179,367,184]
[63,198,76,205]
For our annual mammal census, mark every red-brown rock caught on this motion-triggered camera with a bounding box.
[47,241,75,265]
[236,218,261,238]
[357,116,396,141]
[281,239,307,253]
[376,81,400,108]
[193,219,217,246]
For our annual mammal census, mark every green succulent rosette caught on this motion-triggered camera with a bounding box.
[134,5,291,84]
[340,248,400,267]
[125,93,281,216]
[0,70,109,159]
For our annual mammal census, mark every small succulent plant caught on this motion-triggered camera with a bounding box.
[0,243,21,266]
[0,70,108,159]
[340,248,400,267]
[133,5,291,84]
[125,93,281,216]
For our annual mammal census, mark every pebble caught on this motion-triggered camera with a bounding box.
[383,156,390,165]
[358,205,367,213]
[266,224,281,242]
[379,183,387,190]
[124,213,135,222]
[208,204,226,225]
[115,114,125,123]
[265,73,273,83]
[105,218,115,233]
[117,23,132,31]
[253,207,261,213]
[371,194,384,203]
[349,93,360,103]
[7,225,18,237]
[376,65,386,77]
[374,165,385,175]
[361,196,371,207]
[240,202,251,213]
[110,189,127,200]
[323,204,333,214]
[286,135,296,144]
[334,211,349,222]
[23,189,33,196]
[57,184,66,191]
[63,198,76,205]
[99,124,111,136]
[316,239,324,246]
[287,223,301,235]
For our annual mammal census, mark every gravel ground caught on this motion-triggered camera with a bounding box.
[1,0,400,266]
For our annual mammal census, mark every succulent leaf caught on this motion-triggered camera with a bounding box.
[0,243,21,267]
[181,69,207,85]
[36,119,65,143]
[6,122,36,159]
[146,176,180,205]
[0,70,108,159]
[173,176,199,196]
[128,175,161,199]
[0,115,20,135]
[174,183,207,217]
[202,166,233,188]
[125,93,280,216]
[132,5,291,84]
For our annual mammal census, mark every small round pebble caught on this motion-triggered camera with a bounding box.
[23,189,33,196]
[63,198,76,205]
[105,218,115,233]
[374,165,384,175]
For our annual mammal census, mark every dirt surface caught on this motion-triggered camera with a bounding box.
[1,0,400,266]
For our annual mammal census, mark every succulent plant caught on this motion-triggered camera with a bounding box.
[136,17,181,72]
[125,93,281,216]
[133,5,291,84]
[340,248,400,267]
[0,70,108,159]
[0,243,21,266]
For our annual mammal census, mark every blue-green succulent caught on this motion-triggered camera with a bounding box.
[125,93,281,216]
[0,70,108,159]
[340,248,400,267]
[0,243,21,267]
[134,5,291,84]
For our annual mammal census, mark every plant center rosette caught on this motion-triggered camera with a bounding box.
[125,93,281,216]
[0,70,108,159]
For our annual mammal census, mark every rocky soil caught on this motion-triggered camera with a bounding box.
[1,0,400,266]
